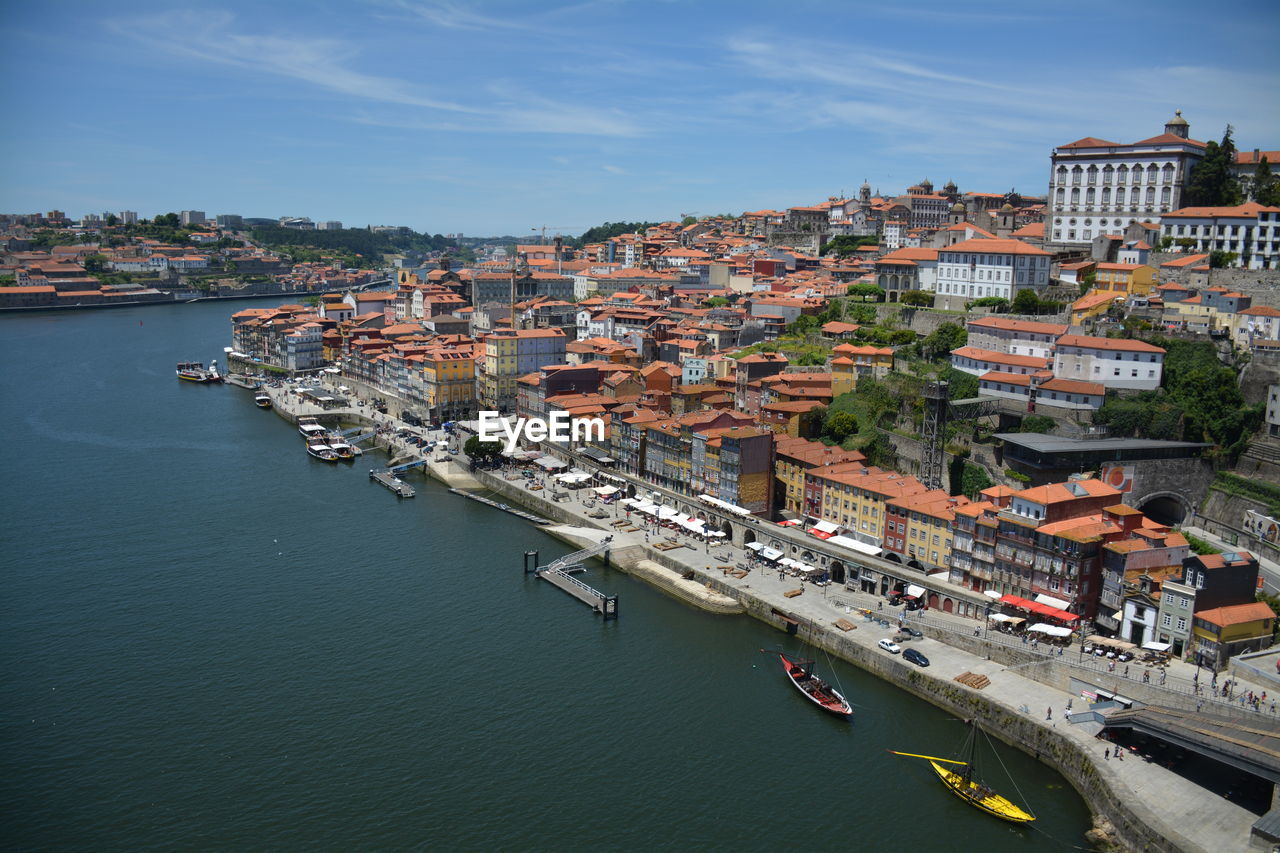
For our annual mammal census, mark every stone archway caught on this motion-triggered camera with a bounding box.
[740,526,754,545]
[943,598,954,614]
[908,558,923,571]
[828,560,846,584]
[928,593,940,609]
[884,552,901,563]
[1136,492,1192,526]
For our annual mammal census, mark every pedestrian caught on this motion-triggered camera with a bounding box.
[1067,698,1073,711]
[1123,665,1129,678]
[1046,707,1052,720]
[1116,748,1124,761]
[1104,748,1110,760]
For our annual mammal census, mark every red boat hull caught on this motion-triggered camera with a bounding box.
[778,653,852,717]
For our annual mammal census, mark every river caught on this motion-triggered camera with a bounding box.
[0,300,1093,850]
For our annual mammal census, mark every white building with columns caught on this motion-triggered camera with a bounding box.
[934,238,1051,311]
[1047,112,1206,246]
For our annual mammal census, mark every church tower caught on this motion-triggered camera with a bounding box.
[1164,110,1190,139]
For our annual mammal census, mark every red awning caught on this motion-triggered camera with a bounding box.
[1000,593,1078,622]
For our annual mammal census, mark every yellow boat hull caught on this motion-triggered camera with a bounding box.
[930,761,1035,823]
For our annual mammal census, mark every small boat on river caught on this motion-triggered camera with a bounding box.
[776,652,852,717]
[891,720,1036,824]
[298,417,328,441]
[176,359,223,383]
[254,392,272,408]
[328,438,359,459]
[306,441,340,462]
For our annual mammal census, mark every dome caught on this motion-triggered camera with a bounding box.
[1166,109,1188,127]
[950,201,965,213]
[860,179,871,191]
[1000,202,1015,212]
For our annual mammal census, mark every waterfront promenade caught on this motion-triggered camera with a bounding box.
[257,377,1272,852]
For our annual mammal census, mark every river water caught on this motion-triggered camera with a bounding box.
[0,300,1093,850]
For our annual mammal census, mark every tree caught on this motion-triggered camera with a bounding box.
[846,303,877,325]
[821,235,878,257]
[923,322,966,357]
[464,435,503,460]
[156,212,181,228]
[898,290,934,307]
[959,463,994,497]
[786,314,818,336]
[1020,414,1056,434]
[1251,157,1280,206]
[1184,126,1243,207]
[1209,250,1238,269]
[705,296,729,307]
[1079,270,1097,296]
[680,216,697,226]
[847,282,885,302]
[1157,235,1174,251]
[860,432,898,469]
[1011,288,1044,315]
[83,253,107,273]
[969,296,1009,311]
[105,214,118,227]
[822,410,859,442]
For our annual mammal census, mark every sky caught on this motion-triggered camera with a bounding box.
[2,0,1278,237]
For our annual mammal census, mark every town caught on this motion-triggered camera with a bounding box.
[7,112,1279,667]
[8,111,1280,850]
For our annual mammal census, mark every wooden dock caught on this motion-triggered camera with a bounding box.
[370,470,415,498]
[449,488,551,525]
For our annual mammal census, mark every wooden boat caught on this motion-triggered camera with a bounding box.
[176,359,223,383]
[254,393,272,408]
[327,438,358,459]
[306,441,340,461]
[891,722,1035,824]
[777,652,852,717]
[298,417,328,440]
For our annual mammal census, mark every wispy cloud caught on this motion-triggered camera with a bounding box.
[104,9,642,137]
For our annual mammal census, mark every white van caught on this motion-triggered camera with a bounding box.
[878,638,901,654]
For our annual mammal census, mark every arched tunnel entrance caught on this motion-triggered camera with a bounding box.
[1137,493,1191,527]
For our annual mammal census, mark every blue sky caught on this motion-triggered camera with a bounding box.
[2,1,1278,237]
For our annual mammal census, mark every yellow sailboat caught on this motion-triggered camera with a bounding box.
[891,722,1036,824]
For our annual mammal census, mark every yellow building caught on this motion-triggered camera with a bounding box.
[420,348,476,419]
[831,344,894,394]
[480,328,566,411]
[1070,289,1121,325]
[884,490,970,569]
[773,437,864,515]
[1191,601,1275,670]
[1093,262,1156,296]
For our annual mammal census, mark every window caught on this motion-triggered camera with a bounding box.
[1161,614,1172,627]
[1176,617,1187,631]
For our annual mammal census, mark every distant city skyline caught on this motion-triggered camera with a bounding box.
[2,0,1277,236]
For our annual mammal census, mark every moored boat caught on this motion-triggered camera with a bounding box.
[176,359,224,383]
[328,438,358,459]
[254,392,272,408]
[776,652,852,717]
[306,441,340,461]
[891,721,1036,824]
[298,417,328,440]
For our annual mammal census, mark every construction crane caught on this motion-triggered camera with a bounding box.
[679,212,699,221]
[530,225,579,244]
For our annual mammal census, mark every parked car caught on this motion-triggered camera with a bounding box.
[902,627,923,638]
[878,639,901,654]
[903,648,930,667]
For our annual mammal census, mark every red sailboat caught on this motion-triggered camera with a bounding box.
[776,652,852,717]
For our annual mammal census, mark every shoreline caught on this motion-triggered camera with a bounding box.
[258,379,1258,853]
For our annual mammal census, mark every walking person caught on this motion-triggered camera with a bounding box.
[1104,748,1110,760]
[1046,707,1052,721]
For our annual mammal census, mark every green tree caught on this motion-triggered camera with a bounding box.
[464,435,503,460]
[923,322,966,357]
[786,314,818,336]
[898,290,934,307]
[1010,288,1044,314]
[156,212,181,228]
[860,432,898,469]
[1020,414,1056,433]
[846,303,877,324]
[969,296,1009,311]
[105,214,118,227]
[1251,157,1280,206]
[847,282,885,301]
[959,463,994,497]
[83,253,107,273]
[1184,126,1243,207]
[1209,250,1239,269]
[1157,235,1174,251]
[822,410,859,442]
[705,296,729,307]
[680,216,697,226]
[821,235,878,257]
